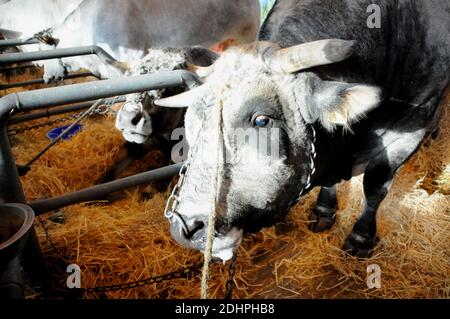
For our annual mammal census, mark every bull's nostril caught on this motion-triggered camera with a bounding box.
[184,221,205,240]
[131,113,143,125]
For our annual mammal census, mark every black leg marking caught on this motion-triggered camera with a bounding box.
[343,128,426,258]
[309,185,338,233]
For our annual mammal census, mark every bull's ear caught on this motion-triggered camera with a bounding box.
[183,46,219,67]
[300,79,382,131]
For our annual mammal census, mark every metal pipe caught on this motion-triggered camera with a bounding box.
[0,72,97,90]
[10,97,126,125]
[0,64,36,73]
[29,163,182,215]
[0,45,116,65]
[0,38,40,48]
[2,70,200,110]
[0,70,199,201]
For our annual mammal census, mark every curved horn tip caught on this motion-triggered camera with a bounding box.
[154,99,190,108]
[155,84,207,108]
[323,39,357,63]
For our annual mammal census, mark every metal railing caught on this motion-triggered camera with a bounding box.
[0,38,40,48]
[0,70,201,299]
[0,45,117,65]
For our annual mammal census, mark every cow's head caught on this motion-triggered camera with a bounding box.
[114,47,218,144]
[155,40,382,261]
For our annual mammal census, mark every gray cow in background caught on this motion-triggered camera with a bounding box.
[1,0,260,82]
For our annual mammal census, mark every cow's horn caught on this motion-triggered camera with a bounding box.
[155,85,207,108]
[195,65,215,78]
[266,39,356,73]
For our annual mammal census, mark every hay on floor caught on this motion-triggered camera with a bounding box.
[5,68,449,299]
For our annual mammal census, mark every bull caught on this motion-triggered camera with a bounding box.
[155,0,450,261]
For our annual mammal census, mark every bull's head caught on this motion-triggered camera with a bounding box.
[155,40,382,261]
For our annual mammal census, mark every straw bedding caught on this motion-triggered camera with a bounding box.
[3,68,449,299]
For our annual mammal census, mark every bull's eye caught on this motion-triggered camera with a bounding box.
[254,115,271,128]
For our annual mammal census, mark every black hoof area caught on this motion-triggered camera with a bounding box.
[342,232,377,258]
[308,210,336,233]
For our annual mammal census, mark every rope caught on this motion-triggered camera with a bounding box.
[200,99,224,299]
[23,99,105,168]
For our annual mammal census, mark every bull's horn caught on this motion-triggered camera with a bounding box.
[266,39,356,73]
[195,65,215,78]
[154,84,207,108]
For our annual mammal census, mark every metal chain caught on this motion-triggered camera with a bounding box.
[224,253,238,299]
[81,263,203,294]
[8,113,81,136]
[37,215,203,294]
[30,28,58,46]
[288,125,317,209]
[37,216,63,259]
[8,102,115,137]
[164,123,203,236]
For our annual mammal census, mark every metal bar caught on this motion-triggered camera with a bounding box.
[0,45,116,65]
[9,97,126,125]
[0,64,36,73]
[0,38,40,48]
[0,70,199,202]
[0,72,97,90]
[2,70,200,111]
[29,163,182,215]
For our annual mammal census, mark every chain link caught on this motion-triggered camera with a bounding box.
[8,102,116,137]
[81,263,203,294]
[37,216,63,259]
[288,125,317,209]
[224,253,238,299]
[37,215,203,294]
[164,133,202,237]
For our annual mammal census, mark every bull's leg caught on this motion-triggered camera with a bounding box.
[343,129,426,257]
[308,185,338,232]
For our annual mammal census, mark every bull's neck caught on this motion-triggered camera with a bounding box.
[307,124,355,190]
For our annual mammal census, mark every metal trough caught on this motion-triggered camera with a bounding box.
[0,203,35,299]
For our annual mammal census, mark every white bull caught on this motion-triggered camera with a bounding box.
[0,0,83,39]
[1,0,260,82]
